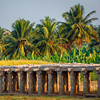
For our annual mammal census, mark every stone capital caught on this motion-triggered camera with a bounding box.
[0,71,4,76]
[68,68,75,76]
[81,68,87,75]
[7,70,12,74]
[69,70,75,76]
[36,70,42,75]
[57,71,62,75]
[46,70,53,74]
[28,70,33,74]
[95,68,100,75]
[68,68,72,72]
[27,68,33,73]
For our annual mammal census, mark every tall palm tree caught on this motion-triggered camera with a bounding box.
[3,19,40,59]
[60,4,99,54]
[34,17,67,56]
[89,25,100,47]
[0,27,5,55]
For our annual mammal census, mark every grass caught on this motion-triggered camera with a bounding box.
[0,95,100,100]
[0,60,53,65]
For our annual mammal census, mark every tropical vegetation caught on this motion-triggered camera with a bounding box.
[0,4,99,65]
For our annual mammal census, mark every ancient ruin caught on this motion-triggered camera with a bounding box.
[0,63,100,97]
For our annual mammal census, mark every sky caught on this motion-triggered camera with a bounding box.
[0,0,100,31]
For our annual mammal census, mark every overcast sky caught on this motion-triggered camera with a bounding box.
[0,0,100,31]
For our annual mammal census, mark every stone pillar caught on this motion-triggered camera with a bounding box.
[33,72,36,93]
[0,71,3,93]
[81,70,90,96]
[4,72,8,91]
[19,71,26,93]
[53,72,57,92]
[57,74,59,91]
[28,71,33,95]
[58,71,64,95]
[69,70,76,96]
[75,72,80,93]
[8,71,13,93]
[47,70,53,95]
[68,72,70,92]
[37,70,43,95]
[27,73,29,91]
[17,72,20,90]
[95,69,100,96]
[43,72,47,93]
[63,72,69,93]
[36,74,38,92]
[13,72,18,91]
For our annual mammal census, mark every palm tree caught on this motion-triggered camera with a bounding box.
[0,27,5,55]
[60,4,99,54]
[89,25,100,47]
[34,17,67,56]
[3,19,40,59]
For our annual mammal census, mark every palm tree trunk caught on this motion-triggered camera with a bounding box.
[79,45,81,55]
[78,39,81,55]
[49,48,51,57]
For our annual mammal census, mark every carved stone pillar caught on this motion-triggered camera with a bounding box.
[33,72,36,93]
[68,72,70,92]
[0,71,3,93]
[53,72,57,92]
[8,71,13,93]
[44,73,47,92]
[13,72,18,91]
[4,72,8,91]
[19,71,23,93]
[69,70,76,96]
[17,72,20,90]
[58,71,64,95]
[28,71,33,95]
[75,72,80,93]
[81,70,90,96]
[37,70,43,95]
[47,70,53,95]
[63,72,69,93]
[19,71,27,93]
[95,68,100,96]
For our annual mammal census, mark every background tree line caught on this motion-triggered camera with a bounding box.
[0,4,100,64]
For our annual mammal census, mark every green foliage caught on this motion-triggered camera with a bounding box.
[34,16,67,56]
[0,4,99,81]
[2,19,40,59]
[1,44,99,64]
[60,4,99,55]
[91,71,97,81]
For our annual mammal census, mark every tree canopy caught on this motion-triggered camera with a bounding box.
[0,4,99,59]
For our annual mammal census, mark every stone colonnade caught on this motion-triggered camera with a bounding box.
[0,63,100,96]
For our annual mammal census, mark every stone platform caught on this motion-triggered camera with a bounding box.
[0,63,100,96]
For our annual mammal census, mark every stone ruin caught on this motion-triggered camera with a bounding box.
[0,63,100,97]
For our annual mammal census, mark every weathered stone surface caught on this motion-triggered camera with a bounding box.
[57,71,64,95]
[81,70,91,96]
[69,70,76,96]
[95,68,100,96]
[7,71,13,93]
[0,71,3,93]
[47,70,53,95]
[19,71,27,93]
[0,63,100,96]
[13,72,18,91]
[75,72,80,93]
[37,70,43,95]
[28,71,33,94]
